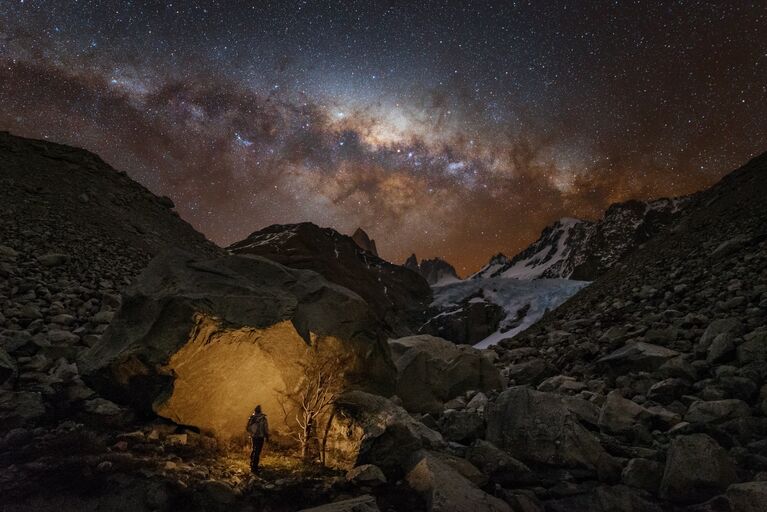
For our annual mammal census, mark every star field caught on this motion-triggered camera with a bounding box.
[1,1,766,273]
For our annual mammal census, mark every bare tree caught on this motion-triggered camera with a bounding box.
[279,348,350,462]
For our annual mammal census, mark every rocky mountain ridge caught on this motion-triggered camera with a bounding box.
[228,222,432,336]
[404,254,460,286]
[473,196,689,281]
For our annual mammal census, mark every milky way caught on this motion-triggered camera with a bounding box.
[1,1,766,273]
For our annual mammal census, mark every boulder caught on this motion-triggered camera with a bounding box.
[598,390,652,435]
[597,342,679,376]
[465,440,532,485]
[437,410,485,443]
[388,335,503,414]
[228,222,432,336]
[659,434,737,503]
[80,250,396,441]
[621,458,662,494]
[486,387,616,475]
[405,450,511,512]
[346,464,387,486]
[328,391,444,475]
[726,481,767,512]
[299,495,380,512]
[0,347,17,385]
[685,400,751,425]
[0,390,45,429]
[506,358,557,386]
[699,319,743,350]
[647,378,690,404]
[545,485,665,512]
[737,330,767,364]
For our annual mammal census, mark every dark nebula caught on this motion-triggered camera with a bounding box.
[1,1,765,273]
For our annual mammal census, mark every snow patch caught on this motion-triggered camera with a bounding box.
[431,276,589,348]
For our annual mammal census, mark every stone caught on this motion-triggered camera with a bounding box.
[405,450,511,512]
[81,250,397,441]
[91,310,114,324]
[486,387,616,474]
[388,335,503,414]
[466,391,489,411]
[659,434,737,503]
[737,331,767,364]
[647,378,690,404]
[330,391,444,474]
[685,400,751,424]
[506,358,557,386]
[0,347,18,385]
[0,390,45,428]
[84,397,125,416]
[699,319,743,350]
[299,495,380,512]
[37,253,70,267]
[346,464,387,486]
[0,246,18,258]
[199,479,236,504]
[598,390,651,435]
[706,333,736,364]
[47,329,80,344]
[19,304,42,320]
[621,458,662,494]
[465,440,532,485]
[538,375,587,394]
[437,410,485,443]
[597,342,678,375]
[726,481,767,512]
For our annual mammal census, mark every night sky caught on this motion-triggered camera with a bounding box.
[1,1,765,274]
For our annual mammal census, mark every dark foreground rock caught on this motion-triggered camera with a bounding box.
[388,335,503,414]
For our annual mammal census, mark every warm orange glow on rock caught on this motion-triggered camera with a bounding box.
[156,314,319,441]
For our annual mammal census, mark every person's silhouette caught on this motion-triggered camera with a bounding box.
[246,405,269,474]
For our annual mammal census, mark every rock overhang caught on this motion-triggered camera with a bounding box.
[79,249,397,441]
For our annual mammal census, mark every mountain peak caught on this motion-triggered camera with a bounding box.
[473,195,689,281]
[403,254,459,285]
[351,227,378,256]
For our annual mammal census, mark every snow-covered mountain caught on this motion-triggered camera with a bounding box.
[404,254,460,286]
[472,197,689,281]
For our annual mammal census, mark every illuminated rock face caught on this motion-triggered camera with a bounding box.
[81,250,397,441]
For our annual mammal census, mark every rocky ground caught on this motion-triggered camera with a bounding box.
[3,132,767,512]
[484,151,767,509]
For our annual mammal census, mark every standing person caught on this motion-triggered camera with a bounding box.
[246,405,269,474]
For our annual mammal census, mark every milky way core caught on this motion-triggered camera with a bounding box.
[2,1,765,273]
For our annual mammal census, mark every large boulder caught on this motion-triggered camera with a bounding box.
[228,223,432,336]
[80,250,396,441]
[726,481,767,512]
[486,387,617,476]
[465,440,533,486]
[326,391,445,476]
[405,450,511,512]
[299,495,380,512]
[388,335,504,414]
[597,342,679,376]
[685,399,751,425]
[659,434,737,503]
[598,390,653,435]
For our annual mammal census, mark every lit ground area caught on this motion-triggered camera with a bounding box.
[0,421,425,511]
